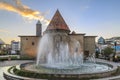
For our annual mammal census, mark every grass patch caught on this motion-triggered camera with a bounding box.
[8,66,15,74]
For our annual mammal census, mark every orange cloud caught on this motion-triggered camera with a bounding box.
[0,0,50,25]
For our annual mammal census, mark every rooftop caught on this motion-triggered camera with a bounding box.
[46,10,70,32]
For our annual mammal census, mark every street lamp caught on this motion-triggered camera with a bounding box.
[114,41,117,55]
[113,41,117,61]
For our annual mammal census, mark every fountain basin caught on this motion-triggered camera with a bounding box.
[27,62,112,74]
[3,60,118,80]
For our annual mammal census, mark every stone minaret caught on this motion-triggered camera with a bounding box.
[36,20,42,36]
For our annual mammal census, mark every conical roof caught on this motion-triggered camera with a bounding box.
[46,10,70,32]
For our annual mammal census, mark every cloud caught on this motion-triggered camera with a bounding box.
[79,0,92,11]
[80,6,89,11]
[0,28,11,33]
[0,0,49,25]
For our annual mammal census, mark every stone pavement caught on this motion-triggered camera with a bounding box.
[0,60,33,80]
[93,59,120,80]
[0,60,33,67]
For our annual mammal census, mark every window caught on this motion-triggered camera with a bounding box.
[32,42,35,46]
[26,38,28,40]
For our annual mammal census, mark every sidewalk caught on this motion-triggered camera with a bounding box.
[0,60,33,67]
[0,60,34,80]
[0,55,20,58]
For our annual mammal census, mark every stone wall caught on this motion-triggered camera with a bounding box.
[69,34,85,52]
[84,36,96,55]
[19,35,96,58]
[20,36,40,57]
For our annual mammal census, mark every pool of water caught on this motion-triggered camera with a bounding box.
[25,62,112,74]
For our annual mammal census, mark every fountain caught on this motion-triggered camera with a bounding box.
[36,32,83,69]
[3,10,118,80]
[31,31,113,75]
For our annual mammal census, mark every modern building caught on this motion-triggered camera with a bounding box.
[97,36,120,54]
[0,39,5,50]
[105,37,120,53]
[98,37,105,44]
[105,37,120,45]
[19,10,96,58]
[11,40,20,54]
[0,39,5,54]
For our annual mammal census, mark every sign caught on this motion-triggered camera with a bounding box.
[113,46,120,52]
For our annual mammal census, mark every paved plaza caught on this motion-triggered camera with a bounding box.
[0,60,33,80]
[0,60,33,67]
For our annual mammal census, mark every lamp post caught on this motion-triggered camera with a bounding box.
[114,41,117,55]
[113,41,117,61]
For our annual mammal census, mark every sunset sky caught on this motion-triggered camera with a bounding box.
[0,0,120,44]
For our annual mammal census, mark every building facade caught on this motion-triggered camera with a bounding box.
[98,37,105,44]
[11,40,20,54]
[19,10,96,58]
[0,39,5,54]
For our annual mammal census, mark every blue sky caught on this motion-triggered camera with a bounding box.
[0,0,120,44]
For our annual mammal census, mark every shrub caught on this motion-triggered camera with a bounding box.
[103,47,114,59]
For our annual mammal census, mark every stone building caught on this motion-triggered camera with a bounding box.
[19,10,96,58]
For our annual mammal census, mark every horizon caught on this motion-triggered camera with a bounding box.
[0,0,120,44]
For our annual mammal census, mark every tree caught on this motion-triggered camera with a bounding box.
[103,47,114,59]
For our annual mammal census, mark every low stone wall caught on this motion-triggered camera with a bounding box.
[3,73,24,80]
